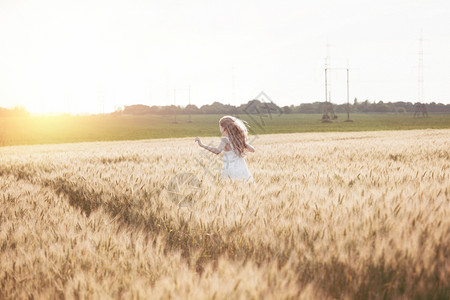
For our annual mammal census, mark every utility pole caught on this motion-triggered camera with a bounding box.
[325,41,330,103]
[188,85,192,123]
[322,41,331,122]
[344,62,353,122]
[325,67,328,103]
[173,87,177,123]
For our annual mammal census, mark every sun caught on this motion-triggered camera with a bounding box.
[25,93,108,116]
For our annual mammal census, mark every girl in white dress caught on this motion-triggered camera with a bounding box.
[195,116,255,182]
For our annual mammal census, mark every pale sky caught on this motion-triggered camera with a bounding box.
[0,0,449,114]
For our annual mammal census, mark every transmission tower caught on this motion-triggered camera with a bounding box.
[322,42,352,122]
[324,41,330,103]
[414,31,429,117]
[322,41,335,122]
[418,31,424,104]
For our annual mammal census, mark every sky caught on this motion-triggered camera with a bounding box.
[0,0,449,114]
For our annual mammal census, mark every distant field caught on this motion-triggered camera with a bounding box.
[1,113,450,146]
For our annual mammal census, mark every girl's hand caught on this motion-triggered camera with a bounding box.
[194,137,202,145]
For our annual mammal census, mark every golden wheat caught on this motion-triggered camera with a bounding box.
[1,129,449,299]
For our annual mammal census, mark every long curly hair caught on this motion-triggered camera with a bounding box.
[219,116,249,157]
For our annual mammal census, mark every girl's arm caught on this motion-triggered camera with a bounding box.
[246,142,255,152]
[195,137,227,155]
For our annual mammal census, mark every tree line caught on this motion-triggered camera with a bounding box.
[118,99,450,115]
[1,99,450,117]
[0,106,30,117]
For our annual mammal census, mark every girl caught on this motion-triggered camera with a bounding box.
[195,116,255,182]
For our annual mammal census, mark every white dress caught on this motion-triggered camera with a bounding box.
[211,137,254,182]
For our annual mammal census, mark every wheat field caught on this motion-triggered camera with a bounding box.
[1,129,449,299]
